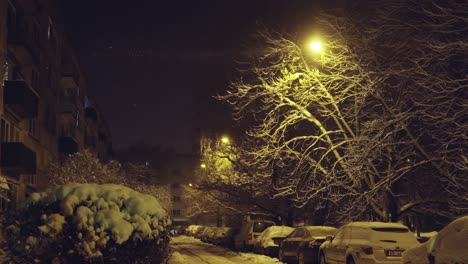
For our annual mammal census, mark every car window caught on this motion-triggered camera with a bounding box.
[333,227,345,243]
[294,228,305,238]
[305,227,337,237]
[351,227,369,240]
[287,229,298,238]
[370,227,417,244]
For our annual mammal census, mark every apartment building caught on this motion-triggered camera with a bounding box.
[0,0,112,210]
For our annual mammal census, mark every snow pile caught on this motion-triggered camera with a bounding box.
[169,235,283,264]
[403,216,468,264]
[6,183,172,263]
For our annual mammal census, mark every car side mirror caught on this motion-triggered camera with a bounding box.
[325,235,333,242]
[272,237,286,246]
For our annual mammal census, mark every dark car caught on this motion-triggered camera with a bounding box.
[279,226,337,264]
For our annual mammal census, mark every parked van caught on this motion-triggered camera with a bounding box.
[234,219,275,251]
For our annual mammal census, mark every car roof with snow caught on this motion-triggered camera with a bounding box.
[345,222,410,229]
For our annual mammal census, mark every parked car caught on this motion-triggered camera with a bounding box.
[234,219,275,251]
[278,226,337,264]
[212,227,238,248]
[185,225,204,236]
[402,216,468,264]
[254,225,294,257]
[194,226,208,239]
[414,231,438,244]
[200,226,218,243]
[319,222,419,264]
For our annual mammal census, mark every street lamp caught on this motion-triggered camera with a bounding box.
[221,136,230,144]
[309,40,323,53]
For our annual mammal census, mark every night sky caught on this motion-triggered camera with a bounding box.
[61,0,344,153]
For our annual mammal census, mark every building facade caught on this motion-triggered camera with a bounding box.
[0,0,112,210]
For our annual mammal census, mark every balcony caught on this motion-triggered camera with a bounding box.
[1,142,36,173]
[58,136,78,154]
[59,99,77,117]
[85,107,98,122]
[3,80,39,119]
[60,63,80,89]
[7,19,40,64]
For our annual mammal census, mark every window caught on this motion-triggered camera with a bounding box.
[29,118,36,137]
[1,118,19,142]
[172,209,181,216]
[332,228,346,244]
[22,174,36,186]
[6,1,17,33]
[0,196,8,211]
[294,228,305,238]
[47,17,57,50]
[31,68,39,91]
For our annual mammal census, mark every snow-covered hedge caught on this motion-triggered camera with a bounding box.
[4,183,172,263]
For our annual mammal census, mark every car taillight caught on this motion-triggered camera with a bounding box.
[362,247,373,254]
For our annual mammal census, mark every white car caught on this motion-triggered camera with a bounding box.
[254,225,294,257]
[319,222,419,264]
[234,219,275,251]
[402,216,468,264]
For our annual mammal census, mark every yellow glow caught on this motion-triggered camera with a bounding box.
[309,40,323,52]
[221,136,230,144]
[188,183,193,187]
[200,163,206,169]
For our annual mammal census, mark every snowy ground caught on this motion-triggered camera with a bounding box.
[168,235,283,264]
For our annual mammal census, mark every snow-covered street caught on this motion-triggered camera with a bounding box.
[168,235,283,264]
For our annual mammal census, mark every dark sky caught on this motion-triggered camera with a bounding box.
[61,0,344,153]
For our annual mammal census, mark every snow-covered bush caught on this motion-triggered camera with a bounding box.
[4,183,172,263]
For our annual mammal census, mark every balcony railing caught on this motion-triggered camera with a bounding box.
[1,142,36,173]
[3,80,39,119]
[60,63,80,88]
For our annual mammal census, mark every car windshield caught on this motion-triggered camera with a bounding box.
[253,222,274,233]
[305,227,337,237]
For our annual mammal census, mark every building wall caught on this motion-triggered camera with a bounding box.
[0,0,112,210]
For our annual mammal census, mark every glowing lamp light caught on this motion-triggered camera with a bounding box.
[309,41,323,52]
[200,163,206,169]
[188,183,193,187]
[221,136,230,144]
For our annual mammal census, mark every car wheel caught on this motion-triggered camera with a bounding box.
[320,253,327,264]
[347,256,355,264]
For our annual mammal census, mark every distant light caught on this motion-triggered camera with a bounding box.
[309,41,323,52]
[200,163,206,169]
[221,136,230,144]
[188,183,193,187]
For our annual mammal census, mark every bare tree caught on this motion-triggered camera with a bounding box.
[217,0,467,222]
[47,150,172,210]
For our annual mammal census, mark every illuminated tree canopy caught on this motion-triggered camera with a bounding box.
[217,0,467,222]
